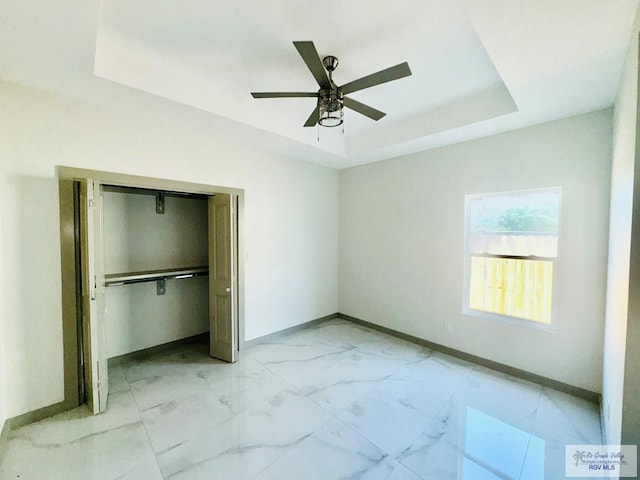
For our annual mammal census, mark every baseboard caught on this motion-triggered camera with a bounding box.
[4,321,337,433]
[4,311,597,440]
[338,313,600,404]
[244,313,339,348]
[0,417,9,457]
[110,316,340,363]
[108,332,209,366]
[600,404,609,445]
[6,400,69,431]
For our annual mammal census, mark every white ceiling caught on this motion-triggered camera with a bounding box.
[2,0,638,169]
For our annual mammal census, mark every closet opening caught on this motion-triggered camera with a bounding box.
[58,167,244,416]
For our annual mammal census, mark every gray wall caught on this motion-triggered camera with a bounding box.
[603,11,640,444]
[622,36,640,447]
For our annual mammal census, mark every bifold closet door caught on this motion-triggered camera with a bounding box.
[208,194,237,362]
[79,179,109,414]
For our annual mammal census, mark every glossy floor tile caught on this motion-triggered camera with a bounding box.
[0,319,602,479]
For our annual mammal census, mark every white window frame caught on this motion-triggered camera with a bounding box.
[462,186,561,332]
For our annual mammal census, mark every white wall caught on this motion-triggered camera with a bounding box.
[106,279,209,358]
[340,109,612,393]
[602,14,639,444]
[103,193,209,273]
[0,80,339,418]
[103,192,209,358]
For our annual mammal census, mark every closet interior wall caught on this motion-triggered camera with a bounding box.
[102,188,209,358]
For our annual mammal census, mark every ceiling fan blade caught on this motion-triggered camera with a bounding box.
[303,105,319,127]
[343,97,386,121]
[340,62,411,95]
[293,41,331,89]
[251,92,318,98]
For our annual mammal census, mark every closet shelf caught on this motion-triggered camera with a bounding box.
[104,266,209,287]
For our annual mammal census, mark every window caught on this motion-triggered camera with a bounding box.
[463,187,561,328]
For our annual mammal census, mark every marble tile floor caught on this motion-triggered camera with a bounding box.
[0,319,602,479]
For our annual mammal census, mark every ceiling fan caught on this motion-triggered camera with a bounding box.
[251,41,412,128]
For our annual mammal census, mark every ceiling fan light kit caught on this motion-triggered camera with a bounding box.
[318,88,344,127]
[251,41,411,131]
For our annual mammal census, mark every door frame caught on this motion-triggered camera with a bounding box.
[57,166,245,411]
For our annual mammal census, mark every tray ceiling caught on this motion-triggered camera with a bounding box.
[1,0,638,168]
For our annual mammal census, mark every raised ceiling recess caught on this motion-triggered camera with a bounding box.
[91,0,639,167]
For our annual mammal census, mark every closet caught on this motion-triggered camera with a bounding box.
[102,185,209,358]
[76,177,238,415]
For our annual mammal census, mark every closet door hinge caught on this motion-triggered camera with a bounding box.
[96,360,101,409]
[155,192,165,214]
[91,275,97,301]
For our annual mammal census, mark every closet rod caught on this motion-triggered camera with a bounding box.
[104,266,209,287]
